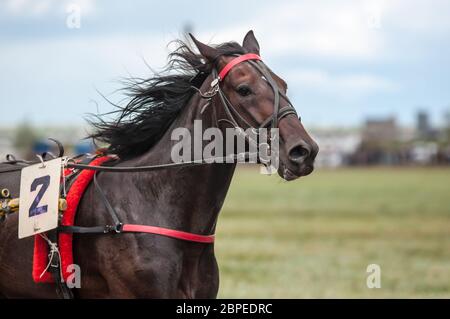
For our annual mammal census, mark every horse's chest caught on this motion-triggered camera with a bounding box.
[177,248,219,298]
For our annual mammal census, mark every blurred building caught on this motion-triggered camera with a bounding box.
[311,129,361,168]
[417,111,431,139]
[362,117,398,143]
[410,142,438,164]
[445,110,450,130]
[350,117,408,165]
[416,110,439,140]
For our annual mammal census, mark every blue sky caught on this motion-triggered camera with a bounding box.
[1,0,450,128]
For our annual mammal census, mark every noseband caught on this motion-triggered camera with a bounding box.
[198,53,299,132]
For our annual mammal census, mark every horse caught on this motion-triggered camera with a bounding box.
[0,31,318,298]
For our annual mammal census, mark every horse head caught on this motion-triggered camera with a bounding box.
[191,31,319,180]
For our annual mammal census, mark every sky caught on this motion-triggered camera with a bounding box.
[1,0,450,128]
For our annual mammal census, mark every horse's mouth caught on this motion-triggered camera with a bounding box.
[279,164,314,181]
[283,169,299,181]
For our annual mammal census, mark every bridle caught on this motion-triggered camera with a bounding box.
[196,53,298,133]
[189,52,300,164]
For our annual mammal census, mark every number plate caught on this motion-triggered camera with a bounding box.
[18,158,62,239]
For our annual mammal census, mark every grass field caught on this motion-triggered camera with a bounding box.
[215,166,450,298]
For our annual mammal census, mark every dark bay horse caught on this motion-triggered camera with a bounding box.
[0,31,318,298]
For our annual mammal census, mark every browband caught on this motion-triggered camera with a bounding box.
[218,53,262,81]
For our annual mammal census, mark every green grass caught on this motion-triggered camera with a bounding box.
[215,166,450,298]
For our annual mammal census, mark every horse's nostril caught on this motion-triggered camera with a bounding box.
[288,145,310,162]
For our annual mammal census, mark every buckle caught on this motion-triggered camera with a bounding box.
[115,223,123,233]
[104,223,123,234]
[210,78,219,87]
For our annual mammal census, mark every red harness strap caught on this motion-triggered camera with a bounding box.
[122,224,215,243]
[218,53,261,81]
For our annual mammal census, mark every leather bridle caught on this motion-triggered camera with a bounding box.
[198,53,298,133]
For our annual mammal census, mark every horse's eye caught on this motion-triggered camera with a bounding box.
[237,85,252,97]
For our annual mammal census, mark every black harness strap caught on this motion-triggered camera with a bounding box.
[58,171,123,235]
[58,225,114,234]
[45,230,74,299]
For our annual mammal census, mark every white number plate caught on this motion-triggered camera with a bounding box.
[18,158,62,239]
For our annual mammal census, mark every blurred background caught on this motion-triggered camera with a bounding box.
[1,0,449,297]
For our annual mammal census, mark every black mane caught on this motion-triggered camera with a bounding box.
[88,39,246,159]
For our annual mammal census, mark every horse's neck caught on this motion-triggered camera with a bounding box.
[124,91,236,234]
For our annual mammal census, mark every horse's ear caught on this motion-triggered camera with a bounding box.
[242,30,260,55]
[189,33,219,62]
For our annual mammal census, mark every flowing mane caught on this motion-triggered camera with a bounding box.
[88,39,246,159]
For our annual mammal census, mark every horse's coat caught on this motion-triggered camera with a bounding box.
[0,31,318,298]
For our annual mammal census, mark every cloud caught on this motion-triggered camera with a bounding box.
[3,0,96,17]
[0,33,170,123]
[385,0,450,33]
[284,68,398,98]
[195,0,450,62]
[4,0,29,14]
[195,1,386,60]
[0,33,168,76]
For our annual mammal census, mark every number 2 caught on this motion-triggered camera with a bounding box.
[29,175,50,217]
